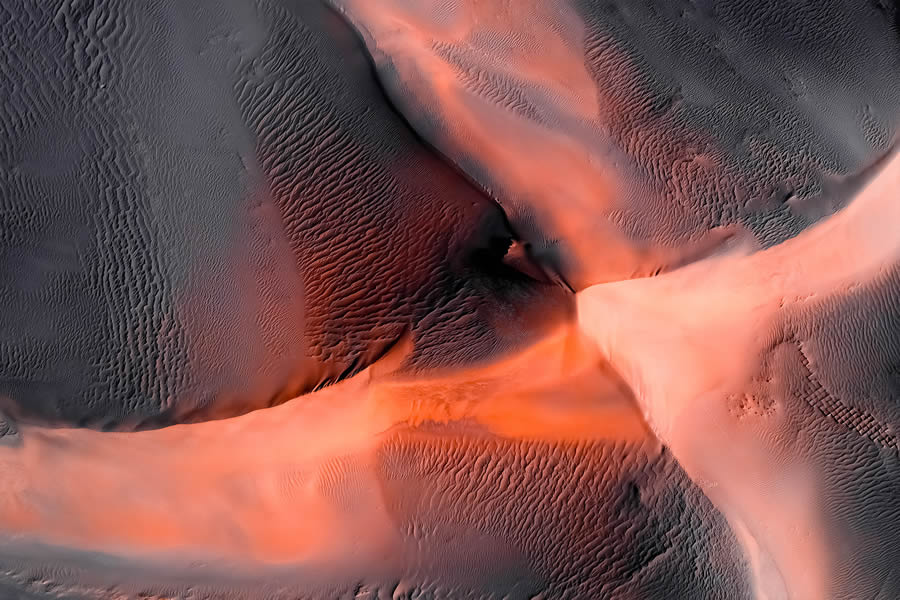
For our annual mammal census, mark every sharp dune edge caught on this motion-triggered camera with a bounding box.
[1,0,900,598]
[334,0,736,290]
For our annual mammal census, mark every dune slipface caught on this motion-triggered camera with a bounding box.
[0,0,899,599]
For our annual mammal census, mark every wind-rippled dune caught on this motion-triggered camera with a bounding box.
[0,329,751,599]
[0,0,899,598]
[0,0,568,429]
[580,148,900,599]
[335,0,900,288]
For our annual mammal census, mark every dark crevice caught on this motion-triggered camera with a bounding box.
[320,0,574,294]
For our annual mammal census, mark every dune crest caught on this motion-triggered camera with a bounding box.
[0,324,652,566]
[578,146,900,598]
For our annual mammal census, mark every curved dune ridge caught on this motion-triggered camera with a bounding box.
[1,0,900,598]
[0,0,570,429]
[579,145,900,599]
[0,326,752,598]
[334,0,900,288]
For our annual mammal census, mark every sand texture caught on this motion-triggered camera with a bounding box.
[0,0,898,598]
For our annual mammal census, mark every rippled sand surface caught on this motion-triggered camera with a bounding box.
[1,1,899,598]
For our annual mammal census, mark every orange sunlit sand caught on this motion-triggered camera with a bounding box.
[0,323,650,565]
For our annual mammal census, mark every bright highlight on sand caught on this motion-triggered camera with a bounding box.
[579,146,900,599]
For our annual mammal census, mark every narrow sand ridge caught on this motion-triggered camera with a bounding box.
[2,146,897,599]
[579,146,900,599]
[333,0,900,289]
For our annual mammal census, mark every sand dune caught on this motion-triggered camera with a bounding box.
[0,0,899,598]
[334,0,900,288]
[0,0,567,429]
[579,147,900,598]
[0,325,751,598]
